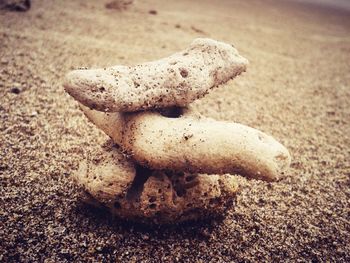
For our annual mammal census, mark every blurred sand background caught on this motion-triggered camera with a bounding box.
[1,0,349,261]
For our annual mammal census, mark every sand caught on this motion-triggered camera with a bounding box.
[0,0,349,261]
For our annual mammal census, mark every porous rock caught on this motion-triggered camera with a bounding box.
[75,141,239,224]
[81,105,291,181]
[64,38,248,112]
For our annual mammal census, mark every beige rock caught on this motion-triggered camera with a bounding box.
[81,105,291,181]
[75,141,238,224]
[73,142,135,212]
[64,38,248,112]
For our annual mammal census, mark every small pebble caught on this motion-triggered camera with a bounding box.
[10,87,21,94]
[141,234,149,240]
[149,10,157,15]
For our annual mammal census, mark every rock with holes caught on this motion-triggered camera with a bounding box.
[81,105,291,181]
[64,37,291,224]
[137,172,239,223]
[74,142,136,213]
[63,38,248,112]
[75,141,239,224]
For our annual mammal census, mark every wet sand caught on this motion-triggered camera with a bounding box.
[1,0,349,261]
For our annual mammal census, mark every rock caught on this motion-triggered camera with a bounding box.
[149,10,157,15]
[0,0,31,12]
[10,87,21,94]
[63,38,248,112]
[81,105,291,181]
[105,0,134,10]
[75,141,239,224]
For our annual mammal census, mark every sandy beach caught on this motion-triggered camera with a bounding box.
[1,0,349,261]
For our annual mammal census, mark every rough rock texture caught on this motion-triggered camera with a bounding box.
[81,105,291,181]
[1,0,349,261]
[64,38,248,112]
[75,141,239,224]
[74,142,136,209]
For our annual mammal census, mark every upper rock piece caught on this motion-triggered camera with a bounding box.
[63,38,248,112]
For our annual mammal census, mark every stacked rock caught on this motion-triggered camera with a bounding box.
[64,38,291,224]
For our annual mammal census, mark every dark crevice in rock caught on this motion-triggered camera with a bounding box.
[126,165,152,202]
[158,106,184,118]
